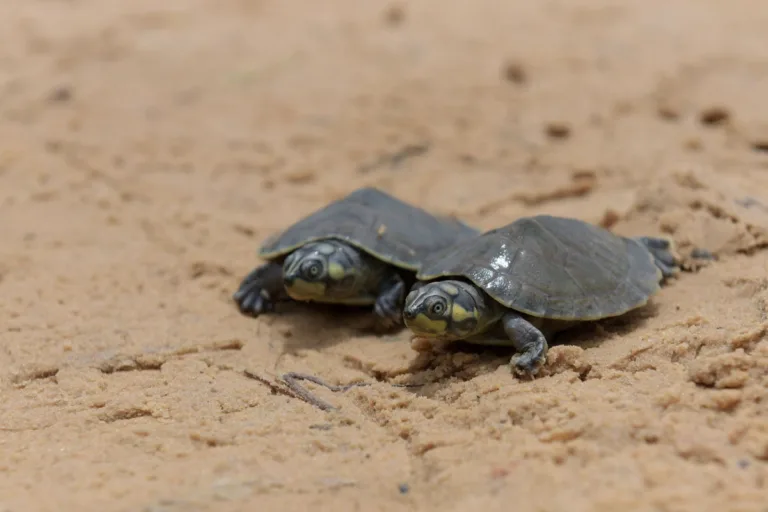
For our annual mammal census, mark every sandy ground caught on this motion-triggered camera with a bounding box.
[2,0,768,510]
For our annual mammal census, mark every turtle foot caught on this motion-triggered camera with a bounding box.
[634,236,678,279]
[232,262,285,317]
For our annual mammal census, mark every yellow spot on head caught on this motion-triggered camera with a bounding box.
[451,303,476,323]
[313,243,336,255]
[285,279,326,300]
[406,314,447,336]
[328,262,346,280]
[440,283,460,296]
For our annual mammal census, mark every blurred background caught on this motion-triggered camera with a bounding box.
[1,1,767,510]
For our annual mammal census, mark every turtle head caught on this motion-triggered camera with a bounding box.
[403,280,488,341]
[282,241,367,301]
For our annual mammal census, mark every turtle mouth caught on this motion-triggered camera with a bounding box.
[403,311,449,337]
[284,276,326,300]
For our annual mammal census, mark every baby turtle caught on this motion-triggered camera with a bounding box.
[402,214,680,376]
[233,187,478,328]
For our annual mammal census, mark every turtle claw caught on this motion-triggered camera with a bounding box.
[373,299,404,330]
[234,285,275,317]
[233,262,285,318]
[373,273,407,330]
[509,352,545,379]
[501,311,549,379]
[633,236,679,279]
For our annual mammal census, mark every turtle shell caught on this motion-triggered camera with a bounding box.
[259,187,479,271]
[416,215,662,321]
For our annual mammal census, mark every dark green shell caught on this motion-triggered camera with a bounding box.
[259,187,479,270]
[416,215,662,321]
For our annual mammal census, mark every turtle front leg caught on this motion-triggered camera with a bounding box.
[232,261,291,317]
[373,272,407,329]
[501,312,549,378]
[633,236,678,279]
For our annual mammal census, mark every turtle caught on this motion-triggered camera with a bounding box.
[401,214,684,377]
[233,187,479,328]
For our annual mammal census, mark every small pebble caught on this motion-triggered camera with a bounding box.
[398,483,410,494]
[383,4,406,26]
[48,86,73,103]
[699,106,730,126]
[545,123,571,140]
[599,209,620,229]
[684,138,703,151]
[657,106,680,121]
[501,62,527,85]
[410,336,434,353]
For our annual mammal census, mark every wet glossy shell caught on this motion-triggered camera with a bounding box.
[259,187,479,270]
[416,215,662,321]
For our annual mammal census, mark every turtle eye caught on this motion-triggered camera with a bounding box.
[304,261,322,278]
[429,300,446,315]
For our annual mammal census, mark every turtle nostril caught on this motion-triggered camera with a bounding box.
[403,309,415,320]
